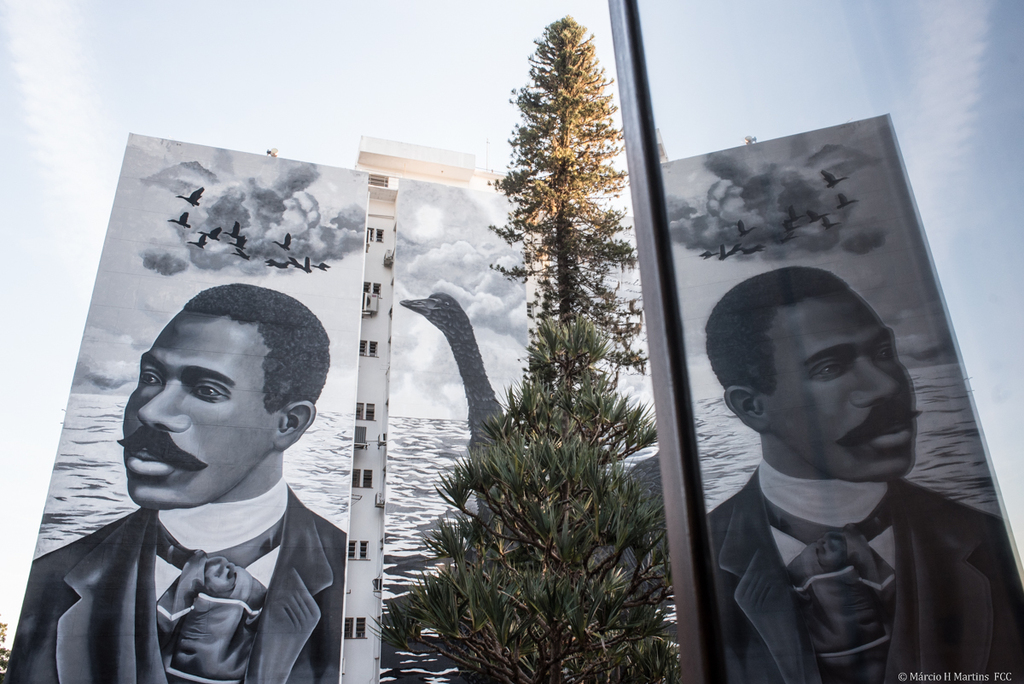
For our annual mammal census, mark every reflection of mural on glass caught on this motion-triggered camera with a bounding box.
[662,116,1024,682]
[7,135,367,684]
[381,179,527,683]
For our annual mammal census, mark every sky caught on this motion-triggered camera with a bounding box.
[1,0,1023,638]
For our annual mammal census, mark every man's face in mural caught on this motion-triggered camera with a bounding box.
[754,295,917,481]
[121,312,284,509]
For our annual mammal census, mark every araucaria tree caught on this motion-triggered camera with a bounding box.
[1,615,10,684]
[492,17,644,373]
[380,318,677,684]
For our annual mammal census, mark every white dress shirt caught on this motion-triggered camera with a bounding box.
[757,461,895,568]
[154,479,288,599]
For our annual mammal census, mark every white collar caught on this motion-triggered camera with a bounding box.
[758,461,887,528]
[158,479,288,552]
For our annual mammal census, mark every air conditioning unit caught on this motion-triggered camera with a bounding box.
[362,293,379,314]
[383,249,395,267]
[374,492,386,508]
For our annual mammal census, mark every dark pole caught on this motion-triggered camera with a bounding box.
[606,1,724,680]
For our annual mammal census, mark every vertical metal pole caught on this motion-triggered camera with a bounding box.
[606,1,724,681]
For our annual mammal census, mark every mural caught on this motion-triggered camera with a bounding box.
[7,135,367,684]
[381,179,528,683]
[661,116,1024,681]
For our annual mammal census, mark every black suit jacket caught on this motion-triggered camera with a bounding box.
[709,473,1024,684]
[8,489,346,684]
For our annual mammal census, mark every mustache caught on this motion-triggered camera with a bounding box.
[118,426,207,472]
[836,400,921,447]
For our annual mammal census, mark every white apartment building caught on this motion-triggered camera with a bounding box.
[341,137,503,683]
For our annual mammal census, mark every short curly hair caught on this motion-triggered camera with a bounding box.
[183,284,331,412]
[705,267,859,395]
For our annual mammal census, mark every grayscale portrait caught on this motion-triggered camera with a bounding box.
[9,285,347,684]
[703,267,1024,682]
[6,135,367,684]
[660,116,1024,682]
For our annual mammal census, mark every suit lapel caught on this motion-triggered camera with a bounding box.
[245,490,333,684]
[886,481,992,678]
[57,509,166,684]
[718,474,821,684]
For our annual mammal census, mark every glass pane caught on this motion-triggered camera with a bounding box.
[632,2,1024,679]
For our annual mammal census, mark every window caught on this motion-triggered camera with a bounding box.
[368,341,378,357]
[372,578,382,592]
[351,469,361,488]
[355,403,364,420]
[355,617,366,639]
[368,174,388,188]
[365,403,376,421]
[359,340,367,355]
[375,228,384,242]
[352,469,372,488]
[372,282,381,295]
[362,469,373,488]
[347,541,357,559]
[344,617,354,638]
[359,541,369,559]
[363,281,382,295]
[363,281,370,293]
[354,425,367,446]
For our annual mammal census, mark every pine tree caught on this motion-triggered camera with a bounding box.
[379,318,676,684]
[0,616,9,684]
[491,17,644,373]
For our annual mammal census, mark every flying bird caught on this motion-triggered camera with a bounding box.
[699,250,715,260]
[176,187,204,207]
[273,233,293,251]
[266,259,290,269]
[314,262,330,271]
[783,206,801,231]
[820,216,842,230]
[289,256,313,273]
[837,193,859,209]
[806,209,831,224]
[740,244,765,255]
[168,212,191,229]
[737,220,758,237]
[226,221,243,239]
[232,234,248,249]
[718,243,742,260]
[198,227,222,241]
[779,233,800,244]
[187,235,208,249]
[821,170,848,188]
[233,247,250,260]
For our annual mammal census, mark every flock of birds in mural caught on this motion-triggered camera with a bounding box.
[701,169,858,261]
[167,187,331,273]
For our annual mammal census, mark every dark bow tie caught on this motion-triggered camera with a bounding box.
[763,496,891,546]
[155,517,284,570]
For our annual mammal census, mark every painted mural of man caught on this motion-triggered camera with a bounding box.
[8,283,346,684]
[705,266,1024,684]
